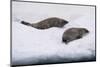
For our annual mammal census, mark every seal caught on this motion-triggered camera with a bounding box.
[21,17,68,29]
[62,28,89,44]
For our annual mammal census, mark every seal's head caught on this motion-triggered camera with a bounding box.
[62,28,89,44]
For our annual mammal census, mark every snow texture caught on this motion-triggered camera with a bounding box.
[12,1,96,66]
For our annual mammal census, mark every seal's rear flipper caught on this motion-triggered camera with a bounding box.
[21,21,32,26]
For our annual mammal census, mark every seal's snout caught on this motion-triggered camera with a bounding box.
[62,38,70,44]
[62,39,66,42]
[85,29,89,33]
[63,20,68,24]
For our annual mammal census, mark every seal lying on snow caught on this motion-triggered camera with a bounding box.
[21,17,68,29]
[62,28,89,44]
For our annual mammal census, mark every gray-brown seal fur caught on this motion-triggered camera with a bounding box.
[21,17,68,29]
[62,28,89,44]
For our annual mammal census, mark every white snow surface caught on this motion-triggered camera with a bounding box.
[12,1,96,65]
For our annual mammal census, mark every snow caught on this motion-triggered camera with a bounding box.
[12,1,96,66]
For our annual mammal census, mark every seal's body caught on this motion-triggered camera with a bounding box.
[62,28,89,44]
[21,17,68,29]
